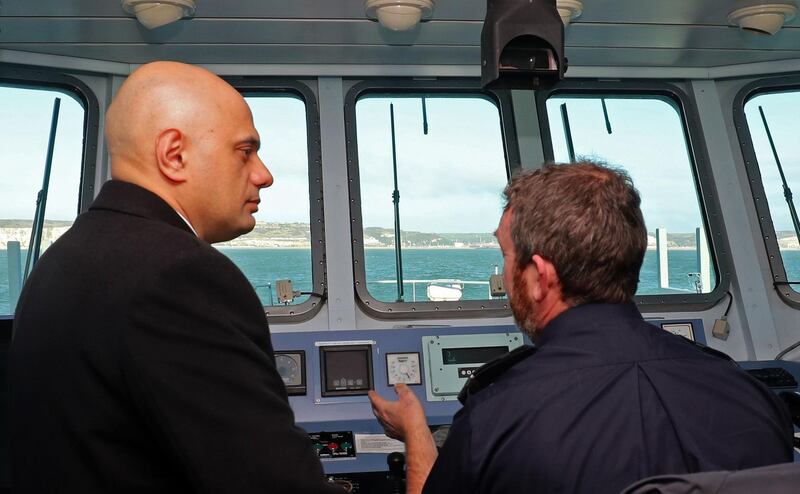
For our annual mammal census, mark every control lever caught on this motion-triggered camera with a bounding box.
[387,451,406,493]
[388,451,405,478]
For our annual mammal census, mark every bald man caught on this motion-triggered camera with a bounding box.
[10,62,343,493]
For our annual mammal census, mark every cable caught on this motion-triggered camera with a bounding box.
[723,291,733,317]
[776,339,800,361]
[299,291,325,298]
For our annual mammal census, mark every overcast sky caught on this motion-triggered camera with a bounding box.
[1,86,798,237]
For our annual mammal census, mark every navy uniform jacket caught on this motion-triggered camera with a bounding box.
[423,303,794,494]
[10,181,342,493]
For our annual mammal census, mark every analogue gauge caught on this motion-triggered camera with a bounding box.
[274,351,306,395]
[386,352,422,386]
[276,354,300,385]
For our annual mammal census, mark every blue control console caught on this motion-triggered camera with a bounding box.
[271,325,522,474]
[272,320,800,478]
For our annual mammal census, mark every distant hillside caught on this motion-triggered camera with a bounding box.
[0,220,73,228]
[647,231,700,249]
[362,227,498,248]
[0,220,498,249]
[777,231,800,249]
[0,220,73,249]
[0,219,729,250]
[216,222,311,248]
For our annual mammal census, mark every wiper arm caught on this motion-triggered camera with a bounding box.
[23,97,61,283]
[759,105,800,249]
[390,103,405,302]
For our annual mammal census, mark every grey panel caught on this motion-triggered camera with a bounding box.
[567,25,800,51]
[3,0,798,27]
[566,47,800,67]
[0,18,483,46]
[3,18,799,53]
[2,0,799,68]
[0,44,484,65]
[564,0,798,26]
[4,43,799,68]
[0,0,488,20]
[318,77,358,329]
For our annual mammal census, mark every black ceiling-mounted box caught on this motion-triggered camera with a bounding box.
[481,0,568,90]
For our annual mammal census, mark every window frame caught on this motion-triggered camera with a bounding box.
[344,79,521,319]
[0,64,100,322]
[733,75,800,308]
[225,77,325,322]
[536,80,731,311]
[0,64,99,216]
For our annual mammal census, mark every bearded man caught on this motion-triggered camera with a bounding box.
[369,161,793,494]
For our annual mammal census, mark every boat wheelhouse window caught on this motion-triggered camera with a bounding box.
[214,93,317,311]
[0,84,85,316]
[742,88,800,298]
[545,95,719,296]
[353,93,509,309]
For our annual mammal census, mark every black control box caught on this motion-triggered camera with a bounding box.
[309,430,356,459]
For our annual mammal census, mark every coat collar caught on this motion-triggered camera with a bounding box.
[536,301,644,348]
[89,180,196,237]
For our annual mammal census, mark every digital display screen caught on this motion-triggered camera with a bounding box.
[320,345,373,397]
[442,346,509,365]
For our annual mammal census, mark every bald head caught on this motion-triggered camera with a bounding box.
[105,61,273,242]
[106,61,242,176]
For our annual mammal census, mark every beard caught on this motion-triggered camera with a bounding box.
[510,267,538,340]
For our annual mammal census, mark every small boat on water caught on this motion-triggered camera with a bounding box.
[426,280,465,302]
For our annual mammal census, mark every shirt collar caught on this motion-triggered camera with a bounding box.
[175,211,198,237]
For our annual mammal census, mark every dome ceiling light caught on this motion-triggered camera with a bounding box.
[365,0,435,32]
[728,3,797,35]
[557,0,583,26]
[121,0,196,30]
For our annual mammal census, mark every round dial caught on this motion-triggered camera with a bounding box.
[386,353,421,385]
[276,354,300,385]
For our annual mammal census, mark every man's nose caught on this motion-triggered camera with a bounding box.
[253,155,274,188]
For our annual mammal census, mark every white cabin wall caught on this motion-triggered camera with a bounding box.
[714,76,800,362]
[688,79,775,360]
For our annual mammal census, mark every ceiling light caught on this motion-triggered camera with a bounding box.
[728,3,797,35]
[365,0,435,32]
[122,0,196,30]
[557,0,583,26]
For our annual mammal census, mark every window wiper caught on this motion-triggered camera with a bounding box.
[23,97,61,283]
[759,105,800,249]
[422,96,429,135]
[601,98,612,134]
[560,102,576,162]
[389,103,405,302]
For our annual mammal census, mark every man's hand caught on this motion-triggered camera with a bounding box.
[368,384,428,441]
[369,384,438,494]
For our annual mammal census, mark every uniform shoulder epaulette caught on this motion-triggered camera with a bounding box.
[457,345,537,404]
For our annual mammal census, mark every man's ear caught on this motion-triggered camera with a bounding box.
[155,128,188,183]
[530,254,557,303]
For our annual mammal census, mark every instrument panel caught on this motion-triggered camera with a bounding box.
[269,319,800,476]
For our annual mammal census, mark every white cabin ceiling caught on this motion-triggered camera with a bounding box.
[0,0,799,68]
